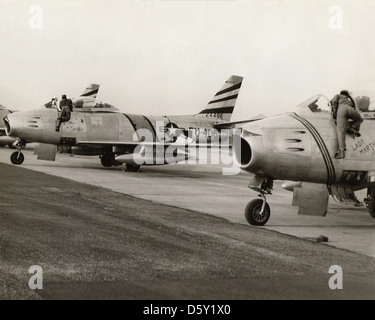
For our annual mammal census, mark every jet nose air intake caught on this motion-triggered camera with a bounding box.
[232,124,265,174]
[3,115,11,136]
[233,135,253,168]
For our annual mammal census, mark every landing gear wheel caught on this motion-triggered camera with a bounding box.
[366,188,375,219]
[126,164,141,172]
[369,197,375,219]
[100,153,114,167]
[245,199,271,226]
[10,152,25,165]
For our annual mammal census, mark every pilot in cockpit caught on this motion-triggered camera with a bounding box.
[51,96,58,109]
[308,101,321,112]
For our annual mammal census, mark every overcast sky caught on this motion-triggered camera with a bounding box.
[1,0,375,120]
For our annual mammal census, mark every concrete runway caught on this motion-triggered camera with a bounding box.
[2,161,375,300]
[0,147,374,258]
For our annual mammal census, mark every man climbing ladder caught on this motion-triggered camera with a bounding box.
[331,90,363,159]
[56,94,73,132]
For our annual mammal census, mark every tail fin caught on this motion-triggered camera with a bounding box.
[80,83,100,98]
[74,84,100,108]
[198,75,243,121]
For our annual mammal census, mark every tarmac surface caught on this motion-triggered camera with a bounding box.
[0,148,374,258]
[0,147,375,299]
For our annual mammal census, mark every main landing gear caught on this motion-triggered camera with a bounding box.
[10,140,26,165]
[100,151,121,168]
[365,188,375,219]
[100,152,141,172]
[245,178,273,226]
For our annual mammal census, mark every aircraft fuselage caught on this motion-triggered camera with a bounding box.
[234,108,375,187]
[4,108,227,150]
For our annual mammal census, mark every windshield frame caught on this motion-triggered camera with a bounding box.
[296,94,332,113]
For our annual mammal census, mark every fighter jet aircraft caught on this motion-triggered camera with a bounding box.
[0,85,100,149]
[232,93,375,225]
[0,105,16,147]
[3,76,243,171]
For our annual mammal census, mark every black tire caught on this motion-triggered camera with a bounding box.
[245,199,271,226]
[369,197,375,219]
[126,163,141,172]
[100,154,114,167]
[10,152,24,165]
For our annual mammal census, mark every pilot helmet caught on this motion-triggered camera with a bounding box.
[340,90,350,96]
[62,94,67,99]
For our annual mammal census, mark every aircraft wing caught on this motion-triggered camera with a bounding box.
[77,140,221,149]
[283,181,365,206]
[214,115,265,130]
[76,139,222,165]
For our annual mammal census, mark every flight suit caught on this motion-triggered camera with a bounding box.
[56,99,73,131]
[331,94,363,151]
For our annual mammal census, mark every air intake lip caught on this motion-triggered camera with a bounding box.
[233,136,252,168]
[3,116,10,135]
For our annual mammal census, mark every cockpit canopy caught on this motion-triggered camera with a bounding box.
[297,92,375,113]
[296,94,332,113]
[74,98,119,111]
[41,97,120,112]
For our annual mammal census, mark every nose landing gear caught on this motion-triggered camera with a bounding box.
[245,178,273,226]
[10,140,26,165]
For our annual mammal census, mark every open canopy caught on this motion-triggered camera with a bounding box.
[296,94,332,113]
[297,92,375,113]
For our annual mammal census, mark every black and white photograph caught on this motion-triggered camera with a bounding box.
[1,0,375,304]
